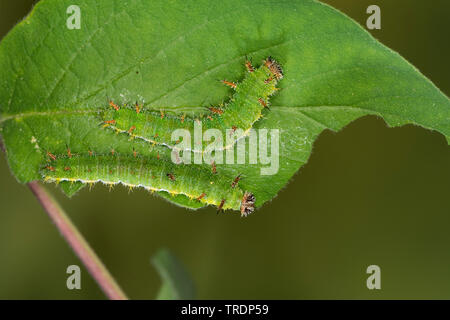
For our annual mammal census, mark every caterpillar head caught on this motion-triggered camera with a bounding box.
[264,56,283,80]
[240,191,255,217]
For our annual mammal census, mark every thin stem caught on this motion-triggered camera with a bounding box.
[27,181,128,300]
[0,138,127,299]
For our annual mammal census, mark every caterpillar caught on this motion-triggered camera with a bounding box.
[40,57,284,216]
[100,57,283,152]
[41,153,255,216]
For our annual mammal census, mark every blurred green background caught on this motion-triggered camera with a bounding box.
[0,0,449,299]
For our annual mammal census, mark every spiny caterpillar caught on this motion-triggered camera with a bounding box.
[41,153,255,216]
[40,57,284,216]
[101,57,283,151]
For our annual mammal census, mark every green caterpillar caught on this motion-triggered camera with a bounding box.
[42,153,255,215]
[42,57,283,216]
[101,57,283,152]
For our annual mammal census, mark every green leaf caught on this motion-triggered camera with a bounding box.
[0,0,448,212]
[59,180,85,197]
[151,248,195,300]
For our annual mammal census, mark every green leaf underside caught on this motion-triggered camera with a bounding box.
[151,248,195,300]
[59,180,85,197]
[0,0,448,213]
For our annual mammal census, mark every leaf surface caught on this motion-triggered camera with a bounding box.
[0,0,448,212]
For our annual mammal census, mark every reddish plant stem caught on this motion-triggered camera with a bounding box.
[27,181,128,300]
[0,138,127,299]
